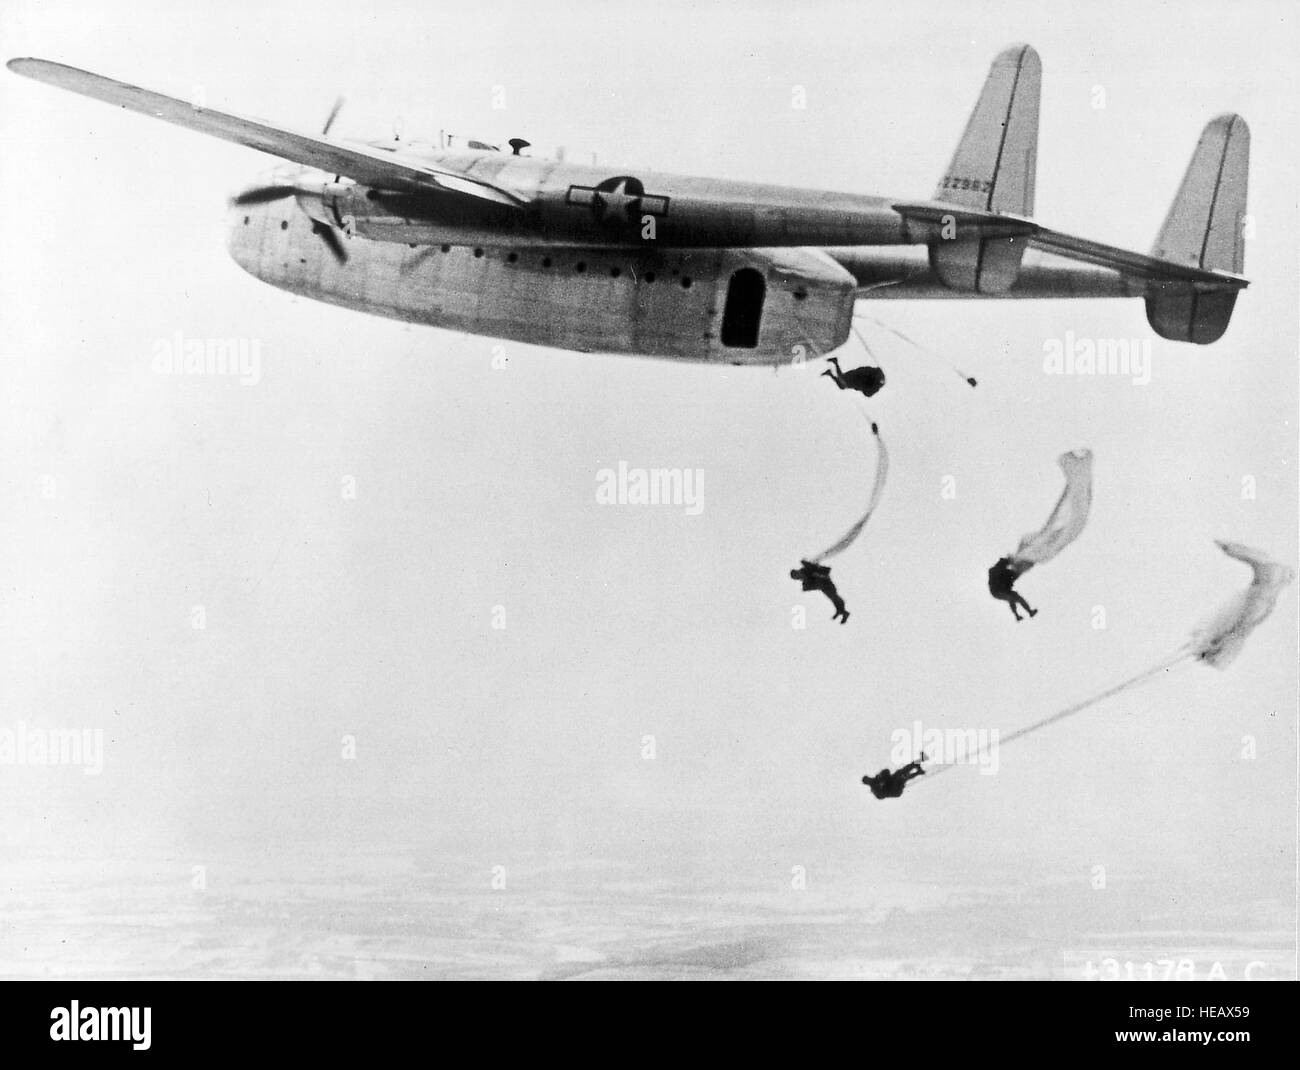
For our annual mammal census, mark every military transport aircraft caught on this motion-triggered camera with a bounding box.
[8,45,1249,363]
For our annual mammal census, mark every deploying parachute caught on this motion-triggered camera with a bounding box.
[987,448,1092,620]
[790,410,888,625]
[811,419,890,564]
[1009,448,1094,569]
[924,540,1295,781]
[1191,541,1297,669]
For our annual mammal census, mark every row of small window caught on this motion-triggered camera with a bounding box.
[266,217,698,288]
[439,244,693,287]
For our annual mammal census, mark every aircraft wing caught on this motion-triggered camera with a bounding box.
[7,57,528,207]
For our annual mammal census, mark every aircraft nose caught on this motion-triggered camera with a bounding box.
[226,202,260,272]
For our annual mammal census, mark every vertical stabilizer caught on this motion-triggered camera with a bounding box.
[1146,114,1249,343]
[931,44,1040,293]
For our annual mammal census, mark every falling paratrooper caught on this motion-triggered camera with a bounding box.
[988,448,1093,621]
[917,540,1295,784]
[791,415,890,625]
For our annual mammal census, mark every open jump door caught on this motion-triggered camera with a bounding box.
[721,267,766,348]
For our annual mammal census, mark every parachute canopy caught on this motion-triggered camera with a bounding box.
[923,539,1293,782]
[1191,541,1296,669]
[1010,448,1093,569]
[811,420,889,563]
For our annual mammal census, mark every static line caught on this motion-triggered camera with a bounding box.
[920,648,1195,783]
[810,406,887,564]
[853,313,978,388]
[849,323,881,368]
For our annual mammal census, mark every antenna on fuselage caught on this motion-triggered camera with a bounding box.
[321,97,345,137]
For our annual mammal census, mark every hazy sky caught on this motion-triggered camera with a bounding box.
[1,0,1295,970]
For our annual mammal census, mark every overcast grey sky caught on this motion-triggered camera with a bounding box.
[1,0,1295,978]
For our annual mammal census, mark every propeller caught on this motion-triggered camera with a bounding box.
[230,103,342,206]
[231,97,352,265]
[231,184,299,206]
[312,220,348,265]
[321,96,345,137]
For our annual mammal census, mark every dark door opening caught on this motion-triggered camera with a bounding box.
[721,267,766,348]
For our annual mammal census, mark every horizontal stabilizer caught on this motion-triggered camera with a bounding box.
[893,201,1036,238]
[900,201,1249,294]
[1031,226,1248,291]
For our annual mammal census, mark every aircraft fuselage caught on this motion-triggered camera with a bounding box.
[229,178,858,363]
[229,153,1135,364]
